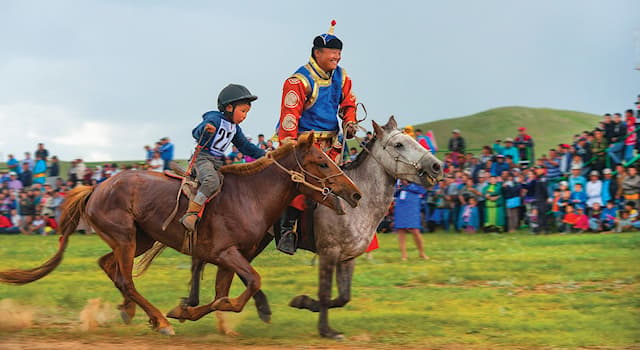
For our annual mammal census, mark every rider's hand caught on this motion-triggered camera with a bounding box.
[344,122,356,139]
[205,124,216,133]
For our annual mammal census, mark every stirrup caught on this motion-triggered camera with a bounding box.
[180,212,199,232]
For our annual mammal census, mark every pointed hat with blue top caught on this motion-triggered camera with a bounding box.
[313,20,343,50]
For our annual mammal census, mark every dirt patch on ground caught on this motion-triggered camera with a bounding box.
[399,280,638,296]
[1,339,636,350]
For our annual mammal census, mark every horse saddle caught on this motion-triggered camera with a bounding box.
[163,169,199,202]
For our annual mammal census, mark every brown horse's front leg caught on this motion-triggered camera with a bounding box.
[211,247,261,313]
[167,266,235,322]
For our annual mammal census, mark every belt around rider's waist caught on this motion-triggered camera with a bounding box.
[301,130,337,140]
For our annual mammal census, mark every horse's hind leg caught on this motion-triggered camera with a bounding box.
[112,243,175,335]
[98,233,155,325]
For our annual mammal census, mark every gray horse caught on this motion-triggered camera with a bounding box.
[166,116,443,338]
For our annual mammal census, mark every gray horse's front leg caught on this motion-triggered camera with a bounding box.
[318,253,343,339]
[331,258,355,308]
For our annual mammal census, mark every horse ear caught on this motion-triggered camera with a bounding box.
[298,131,315,150]
[372,120,384,137]
[384,115,398,130]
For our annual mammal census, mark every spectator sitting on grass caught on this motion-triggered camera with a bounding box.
[601,200,617,231]
[561,204,587,233]
[615,210,633,233]
[0,212,20,234]
[588,202,603,232]
[31,215,47,235]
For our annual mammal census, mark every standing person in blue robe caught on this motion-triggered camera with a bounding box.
[458,197,481,233]
[394,180,428,261]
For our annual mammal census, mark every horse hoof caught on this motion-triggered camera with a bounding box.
[289,295,310,309]
[120,310,132,325]
[320,329,344,340]
[158,326,175,336]
[224,330,241,337]
[258,311,271,323]
[166,306,182,319]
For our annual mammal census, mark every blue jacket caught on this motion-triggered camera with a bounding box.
[491,161,510,176]
[160,143,174,161]
[193,111,265,160]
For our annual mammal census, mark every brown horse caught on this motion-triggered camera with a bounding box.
[0,132,361,336]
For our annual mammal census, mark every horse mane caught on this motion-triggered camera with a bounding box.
[341,137,376,171]
[220,142,295,176]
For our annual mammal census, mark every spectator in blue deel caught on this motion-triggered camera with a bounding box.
[394,180,428,260]
[159,137,174,170]
[491,154,510,176]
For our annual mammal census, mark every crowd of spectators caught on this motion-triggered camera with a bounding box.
[387,97,640,235]
[3,96,639,237]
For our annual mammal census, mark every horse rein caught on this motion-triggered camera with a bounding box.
[266,147,347,200]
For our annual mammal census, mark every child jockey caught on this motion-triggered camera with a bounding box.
[180,84,266,232]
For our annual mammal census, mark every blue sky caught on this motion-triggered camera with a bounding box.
[1,0,638,161]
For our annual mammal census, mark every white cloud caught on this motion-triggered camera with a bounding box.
[0,102,186,162]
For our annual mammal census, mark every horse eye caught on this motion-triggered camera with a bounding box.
[394,143,403,149]
[319,163,329,169]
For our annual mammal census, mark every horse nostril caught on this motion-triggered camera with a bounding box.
[432,163,441,173]
[352,193,362,201]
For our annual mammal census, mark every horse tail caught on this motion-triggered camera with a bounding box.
[133,242,167,277]
[0,185,94,285]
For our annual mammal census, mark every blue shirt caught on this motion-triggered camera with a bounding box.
[193,111,265,160]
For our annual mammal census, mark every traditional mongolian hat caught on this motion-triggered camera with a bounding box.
[313,20,343,50]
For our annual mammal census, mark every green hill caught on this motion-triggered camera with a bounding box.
[413,106,600,157]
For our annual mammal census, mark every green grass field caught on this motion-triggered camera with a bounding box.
[0,232,638,349]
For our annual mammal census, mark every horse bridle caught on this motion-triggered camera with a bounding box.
[267,146,347,200]
[354,126,435,183]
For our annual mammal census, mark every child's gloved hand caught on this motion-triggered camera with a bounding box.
[205,124,216,133]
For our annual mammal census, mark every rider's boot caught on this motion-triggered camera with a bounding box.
[180,192,206,232]
[277,206,301,255]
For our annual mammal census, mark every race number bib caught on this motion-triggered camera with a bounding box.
[208,119,237,156]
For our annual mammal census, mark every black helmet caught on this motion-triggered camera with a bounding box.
[217,84,258,112]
